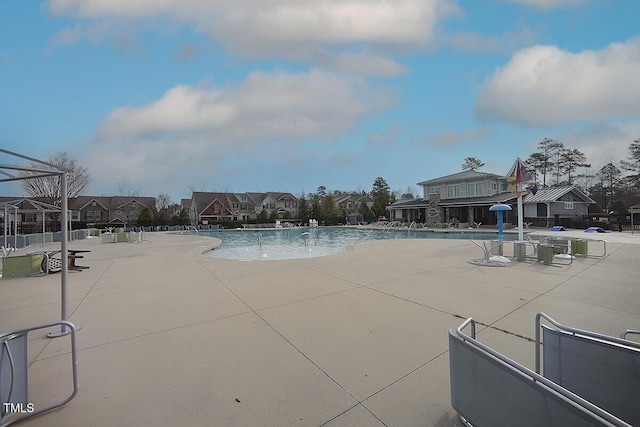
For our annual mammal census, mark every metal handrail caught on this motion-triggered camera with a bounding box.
[621,330,640,340]
[0,320,79,427]
[535,312,640,374]
[455,317,631,427]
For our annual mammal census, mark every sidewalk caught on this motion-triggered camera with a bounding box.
[1,230,639,426]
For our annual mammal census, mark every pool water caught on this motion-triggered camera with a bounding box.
[197,227,518,261]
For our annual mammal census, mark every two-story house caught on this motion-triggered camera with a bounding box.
[69,196,156,228]
[389,168,594,228]
[191,191,299,224]
[335,194,374,214]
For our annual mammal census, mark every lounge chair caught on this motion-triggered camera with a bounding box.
[467,240,509,267]
[551,225,566,231]
[1,253,47,278]
[44,250,90,273]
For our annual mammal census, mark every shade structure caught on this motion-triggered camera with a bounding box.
[0,149,73,337]
[490,204,512,238]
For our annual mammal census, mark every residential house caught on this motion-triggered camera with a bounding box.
[389,169,594,228]
[0,195,157,232]
[335,194,374,214]
[389,170,516,227]
[522,186,594,226]
[191,191,299,224]
[250,192,299,218]
[68,196,156,228]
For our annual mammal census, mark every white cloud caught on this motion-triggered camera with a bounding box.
[560,121,640,172]
[46,0,457,68]
[476,38,640,126]
[83,70,394,196]
[97,70,391,142]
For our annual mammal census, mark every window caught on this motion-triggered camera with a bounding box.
[564,202,574,210]
[447,185,460,198]
[467,184,475,196]
[87,210,102,220]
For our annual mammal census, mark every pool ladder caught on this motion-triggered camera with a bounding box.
[301,232,317,247]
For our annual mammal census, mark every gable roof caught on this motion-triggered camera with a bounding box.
[417,170,501,186]
[389,193,518,209]
[114,197,156,209]
[71,196,111,211]
[523,186,594,204]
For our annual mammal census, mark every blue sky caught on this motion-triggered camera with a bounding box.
[2,0,639,203]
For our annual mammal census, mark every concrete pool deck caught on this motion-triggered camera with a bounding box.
[1,228,639,426]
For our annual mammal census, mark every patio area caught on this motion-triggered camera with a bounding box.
[1,229,639,426]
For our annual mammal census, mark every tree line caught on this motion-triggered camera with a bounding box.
[15,137,640,225]
[462,138,640,213]
[522,138,639,212]
[294,177,395,225]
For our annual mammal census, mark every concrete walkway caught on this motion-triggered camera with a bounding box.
[1,229,639,426]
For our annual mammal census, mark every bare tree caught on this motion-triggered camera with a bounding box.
[19,152,91,206]
[620,138,640,188]
[115,179,141,198]
[114,179,142,227]
[156,193,172,212]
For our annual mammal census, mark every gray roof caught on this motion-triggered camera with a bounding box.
[522,186,594,204]
[389,193,517,209]
[417,170,501,186]
[440,193,517,207]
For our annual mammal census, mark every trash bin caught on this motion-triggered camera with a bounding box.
[571,239,588,256]
[513,241,527,261]
[490,240,503,256]
[538,244,554,265]
[545,237,568,254]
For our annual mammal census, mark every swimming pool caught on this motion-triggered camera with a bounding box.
[197,227,519,261]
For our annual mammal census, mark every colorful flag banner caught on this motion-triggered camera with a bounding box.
[503,158,536,195]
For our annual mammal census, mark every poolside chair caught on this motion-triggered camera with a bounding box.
[43,250,90,273]
[467,240,509,267]
[551,225,567,231]
[1,253,47,278]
